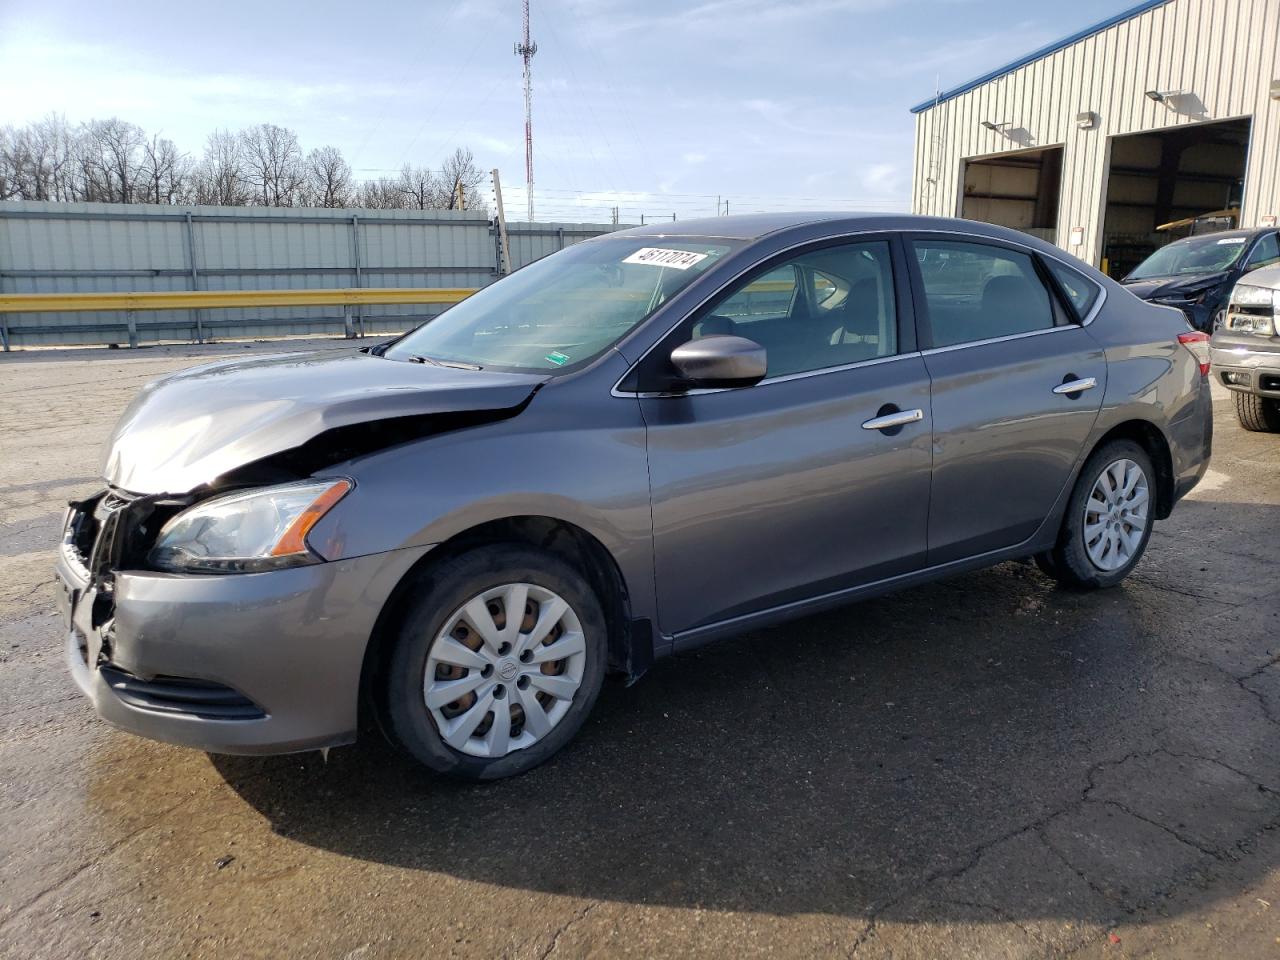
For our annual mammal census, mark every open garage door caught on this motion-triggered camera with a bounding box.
[1100,117,1250,277]
[960,146,1063,244]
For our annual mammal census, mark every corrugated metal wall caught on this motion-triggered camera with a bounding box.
[911,0,1280,264]
[0,202,624,346]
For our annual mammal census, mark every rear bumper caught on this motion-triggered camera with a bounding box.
[1167,374,1213,508]
[58,541,430,755]
[1210,336,1280,399]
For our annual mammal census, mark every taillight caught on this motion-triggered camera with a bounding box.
[1177,331,1211,376]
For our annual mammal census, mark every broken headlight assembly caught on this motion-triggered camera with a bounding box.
[1225,285,1279,337]
[149,479,351,574]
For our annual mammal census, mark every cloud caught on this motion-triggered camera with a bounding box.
[473,135,518,156]
[860,162,904,195]
[581,0,894,37]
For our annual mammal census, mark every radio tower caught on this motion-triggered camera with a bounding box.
[514,0,537,221]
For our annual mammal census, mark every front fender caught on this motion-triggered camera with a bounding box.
[307,368,658,632]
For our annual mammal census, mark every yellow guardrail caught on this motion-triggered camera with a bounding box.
[0,287,478,314]
[0,287,482,351]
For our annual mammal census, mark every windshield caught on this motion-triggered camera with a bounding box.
[1127,234,1249,279]
[384,236,738,372]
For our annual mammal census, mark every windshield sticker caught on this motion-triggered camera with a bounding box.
[545,351,571,366]
[622,247,710,270]
[1217,237,1247,244]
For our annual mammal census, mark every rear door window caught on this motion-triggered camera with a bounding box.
[911,240,1056,348]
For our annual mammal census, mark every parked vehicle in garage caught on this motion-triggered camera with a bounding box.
[1120,227,1280,331]
[56,213,1212,780]
[1211,263,1280,431]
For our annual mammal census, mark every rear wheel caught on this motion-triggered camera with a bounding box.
[1233,391,1280,432]
[384,544,607,780]
[1039,440,1155,590]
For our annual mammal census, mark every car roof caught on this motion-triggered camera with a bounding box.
[608,212,1078,252]
[612,212,867,241]
[1167,227,1271,245]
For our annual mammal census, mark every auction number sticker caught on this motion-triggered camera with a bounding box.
[622,247,710,270]
[1217,237,1247,244]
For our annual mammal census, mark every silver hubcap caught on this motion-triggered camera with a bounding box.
[1083,458,1150,572]
[424,583,586,758]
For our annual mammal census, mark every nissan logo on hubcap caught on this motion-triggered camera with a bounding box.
[498,659,519,681]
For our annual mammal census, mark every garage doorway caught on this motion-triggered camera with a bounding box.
[960,146,1063,243]
[1100,117,1250,277]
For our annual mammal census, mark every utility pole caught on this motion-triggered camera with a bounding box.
[492,168,512,275]
[514,0,537,222]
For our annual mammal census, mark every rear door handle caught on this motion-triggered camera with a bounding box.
[1052,377,1097,396]
[861,408,924,431]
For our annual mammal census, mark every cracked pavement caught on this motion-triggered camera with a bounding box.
[1,339,1278,959]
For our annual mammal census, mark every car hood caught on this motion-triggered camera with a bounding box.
[1120,272,1226,301]
[103,350,547,494]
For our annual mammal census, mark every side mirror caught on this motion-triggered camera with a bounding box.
[669,335,767,389]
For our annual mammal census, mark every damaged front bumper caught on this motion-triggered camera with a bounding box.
[57,491,431,755]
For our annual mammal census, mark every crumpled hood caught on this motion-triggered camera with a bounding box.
[1120,272,1226,302]
[103,350,546,494]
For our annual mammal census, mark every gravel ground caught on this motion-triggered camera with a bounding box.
[0,338,1278,959]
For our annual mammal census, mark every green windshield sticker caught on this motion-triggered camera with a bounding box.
[545,351,571,366]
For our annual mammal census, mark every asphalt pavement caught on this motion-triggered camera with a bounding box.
[1,338,1278,959]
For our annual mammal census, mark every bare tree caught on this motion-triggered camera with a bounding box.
[303,145,353,207]
[438,147,485,210]
[77,118,145,202]
[0,112,493,214]
[138,134,191,204]
[241,123,304,206]
[36,115,80,200]
[192,129,249,205]
[396,164,437,209]
[0,115,79,201]
[355,176,403,209]
[0,127,13,199]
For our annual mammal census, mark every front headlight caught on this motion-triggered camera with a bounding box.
[1224,285,1279,337]
[149,479,351,573]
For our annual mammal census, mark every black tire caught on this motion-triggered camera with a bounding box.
[383,543,607,781]
[1233,391,1280,432]
[1041,439,1156,590]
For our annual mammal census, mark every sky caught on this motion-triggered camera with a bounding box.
[0,0,1131,222]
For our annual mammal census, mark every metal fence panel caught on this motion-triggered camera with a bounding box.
[0,201,625,347]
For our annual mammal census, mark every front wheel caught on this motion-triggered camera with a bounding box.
[1038,440,1156,590]
[383,544,607,780]
[1233,391,1280,432]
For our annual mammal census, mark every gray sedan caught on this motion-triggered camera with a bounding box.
[56,213,1213,780]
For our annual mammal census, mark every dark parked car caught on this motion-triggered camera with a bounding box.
[1211,263,1280,431]
[56,213,1213,780]
[1120,227,1280,331]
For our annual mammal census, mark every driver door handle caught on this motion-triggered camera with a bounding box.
[861,408,924,431]
[1053,377,1097,396]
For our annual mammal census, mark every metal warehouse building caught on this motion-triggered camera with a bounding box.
[910,0,1280,277]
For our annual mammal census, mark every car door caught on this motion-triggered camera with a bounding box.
[630,236,933,641]
[907,235,1107,565]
